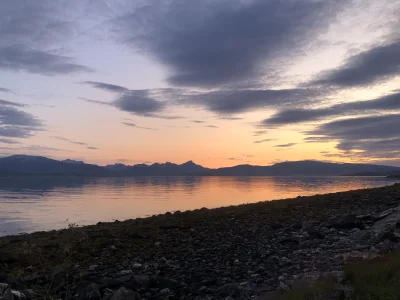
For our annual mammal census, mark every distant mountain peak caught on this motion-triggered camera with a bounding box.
[181,160,197,165]
[63,159,84,165]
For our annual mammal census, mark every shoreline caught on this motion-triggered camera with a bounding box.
[1,183,400,299]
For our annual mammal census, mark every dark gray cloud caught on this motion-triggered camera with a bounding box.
[307,114,400,141]
[115,90,165,114]
[122,122,157,130]
[274,143,297,148]
[204,125,218,128]
[81,81,129,93]
[0,126,37,138]
[0,99,24,107]
[0,45,93,75]
[0,106,42,128]
[188,88,325,114]
[312,40,400,87]
[83,85,325,116]
[262,91,400,126]
[0,102,42,139]
[114,0,345,88]
[81,89,169,116]
[191,120,205,124]
[0,1,93,76]
[87,146,99,150]
[254,138,275,144]
[0,138,19,144]
[0,87,12,94]
[306,114,400,161]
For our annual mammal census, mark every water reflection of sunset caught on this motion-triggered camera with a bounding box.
[0,176,396,236]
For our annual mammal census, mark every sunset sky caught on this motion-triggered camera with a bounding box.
[0,0,399,167]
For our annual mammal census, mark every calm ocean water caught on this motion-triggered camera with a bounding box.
[0,176,398,236]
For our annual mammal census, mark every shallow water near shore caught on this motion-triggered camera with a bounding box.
[0,176,398,236]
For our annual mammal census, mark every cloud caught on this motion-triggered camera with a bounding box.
[217,116,244,120]
[0,99,24,107]
[275,143,297,147]
[242,154,254,158]
[51,136,87,146]
[253,130,268,136]
[51,136,100,150]
[80,97,111,106]
[0,138,19,144]
[139,113,184,119]
[22,145,69,152]
[306,114,400,161]
[122,122,157,130]
[0,105,43,139]
[0,87,12,94]
[204,125,219,128]
[0,1,92,76]
[262,91,400,126]
[312,40,400,87]
[307,114,400,141]
[254,138,275,144]
[227,157,243,161]
[0,45,93,75]
[81,81,129,93]
[83,85,325,117]
[188,88,325,114]
[113,0,345,88]
[191,120,205,124]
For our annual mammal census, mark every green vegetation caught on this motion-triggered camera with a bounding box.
[277,251,400,300]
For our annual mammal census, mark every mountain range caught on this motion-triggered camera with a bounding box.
[0,155,400,177]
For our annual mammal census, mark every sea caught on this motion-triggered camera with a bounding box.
[0,176,398,236]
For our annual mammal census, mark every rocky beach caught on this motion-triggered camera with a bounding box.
[1,183,400,300]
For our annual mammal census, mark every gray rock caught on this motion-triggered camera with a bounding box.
[0,284,10,295]
[327,214,362,229]
[11,290,25,299]
[218,283,241,297]
[302,221,320,232]
[160,288,170,295]
[278,282,290,291]
[110,287,141,300]
[77,282,101,300]
[0,289,13,300]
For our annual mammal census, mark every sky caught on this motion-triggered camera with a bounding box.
[0,0,399,167]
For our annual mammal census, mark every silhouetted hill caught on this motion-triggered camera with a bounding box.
[201,160,400,176]
[1,155,400,177]
[114,160,208,176]
[0,155,107,176]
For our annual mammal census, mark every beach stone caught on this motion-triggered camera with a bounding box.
[302,220,319,232]
[77,282,101,300]
[0,284,9,295]
[110,287,141,300]
[116,270,132,277]
[218,283,241,297]
[0,289,13,300]
[160,288,170,295]
[327,214,362,229]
